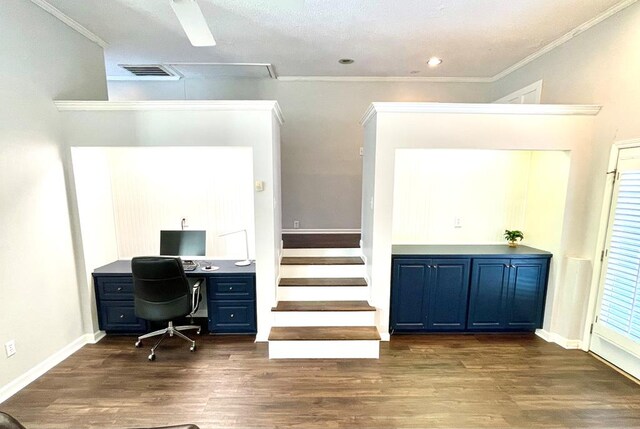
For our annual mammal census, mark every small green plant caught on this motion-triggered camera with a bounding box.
[504,230,524,246]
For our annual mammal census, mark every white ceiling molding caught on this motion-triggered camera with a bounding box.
[30,0,108,48]
[360,102,602,126]
[106,75,182,81]
[491,0,638,82]
[53,100,285,124]
[277,76,493,83]
[280,0,637,84]
[169,62,278,79]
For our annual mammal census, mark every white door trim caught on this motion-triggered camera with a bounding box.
[583,138,640,352]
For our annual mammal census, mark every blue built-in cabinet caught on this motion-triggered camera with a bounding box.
[390,245,551,334]
[391,258,470,331]
[92,260,257,335]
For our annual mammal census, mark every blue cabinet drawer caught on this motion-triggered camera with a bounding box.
[100,301,147,332]
[208,275,255,300]
[208,300,256,333]
[96,277,134,300]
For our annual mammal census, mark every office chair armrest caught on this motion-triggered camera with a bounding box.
[190,278,204,315]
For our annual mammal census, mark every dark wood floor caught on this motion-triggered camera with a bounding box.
[2,334,639,429]
[282,233,360,249]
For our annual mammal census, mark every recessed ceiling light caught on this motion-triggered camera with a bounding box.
[339,58,354,65]
[427,57,442,67]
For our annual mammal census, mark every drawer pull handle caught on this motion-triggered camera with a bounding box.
[229,287,233,290]
[120,314,124,319]
[230,314,235,318]
[117,287,123,291]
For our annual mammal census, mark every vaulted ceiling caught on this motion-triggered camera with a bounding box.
[43,0,629,80]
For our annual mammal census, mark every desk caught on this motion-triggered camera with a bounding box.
[93,260,256,334]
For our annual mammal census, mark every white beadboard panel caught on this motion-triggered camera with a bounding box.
[392,149,533,244]
[106,147,255,259]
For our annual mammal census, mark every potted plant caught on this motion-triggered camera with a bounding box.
[504,230,524,247]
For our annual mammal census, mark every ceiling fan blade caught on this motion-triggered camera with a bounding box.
[170,0,216,47]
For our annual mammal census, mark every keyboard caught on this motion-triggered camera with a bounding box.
[182,260,198,271]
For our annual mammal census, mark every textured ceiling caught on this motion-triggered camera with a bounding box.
[45,0,626,78]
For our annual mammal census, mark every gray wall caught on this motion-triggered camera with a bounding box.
[490,1,640,340]
[109,79,490,229]
[0,0,107,391]
[491,1,640,258]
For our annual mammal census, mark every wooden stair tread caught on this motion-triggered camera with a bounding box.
[269,326,381,341]
[282,233,360,249]
[279,277,367,287]
[272,300,375,312]
[280,256,364,265]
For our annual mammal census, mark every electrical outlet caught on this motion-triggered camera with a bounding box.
[454,217,462,228]
[293,220,300,229]
[5,340,16,357]
[359,147,364,156]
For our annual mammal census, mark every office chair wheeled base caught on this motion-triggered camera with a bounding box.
[135,321,200,360]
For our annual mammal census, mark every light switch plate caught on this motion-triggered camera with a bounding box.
[5,340,16,357]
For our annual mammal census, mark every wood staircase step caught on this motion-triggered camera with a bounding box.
[280,256,364,265]
[279,277,367,287]
[268,326,381,341]
[271,300,375,312]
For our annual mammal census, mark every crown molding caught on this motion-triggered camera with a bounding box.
[54,100,284,124]
[360,102,602,126]
[30,0,108,48]
[278,75,492,83]
[491,0,638,81]
[281,0,637,84]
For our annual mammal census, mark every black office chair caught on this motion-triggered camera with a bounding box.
[131,256,202,361]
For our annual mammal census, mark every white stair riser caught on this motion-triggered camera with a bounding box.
[279,264,365,278]
[281,248,362,257]
[272,311,376,327]
[277,286,369,301]
[269,340,380,359]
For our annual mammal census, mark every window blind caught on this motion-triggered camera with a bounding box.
[601,171,640,342]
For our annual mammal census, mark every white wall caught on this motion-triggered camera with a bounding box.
[392,150,534,244]
[105,147,255,259]
[109,79,490,230]
[57,103,282,342]
[0,0,107,399]
[490,1,640,344]
[362,104,597,342]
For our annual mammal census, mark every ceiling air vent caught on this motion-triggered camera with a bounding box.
[117,64,180,80]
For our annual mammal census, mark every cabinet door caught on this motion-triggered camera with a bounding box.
[427,258,470,331]
[467,259,510,330]
[505,258,549,330]
[390,259,430,332]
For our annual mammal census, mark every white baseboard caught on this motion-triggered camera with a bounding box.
[0,334,90,404]
[380,332,390,341]
[87,330,106,344]
[282,229,361,234]
[536,329,583,349]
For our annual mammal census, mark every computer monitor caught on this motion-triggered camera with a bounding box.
[160,230,206,257]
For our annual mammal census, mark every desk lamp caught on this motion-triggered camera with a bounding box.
[219,229,252,266]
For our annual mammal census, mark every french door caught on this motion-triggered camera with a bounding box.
[591,150,640,380]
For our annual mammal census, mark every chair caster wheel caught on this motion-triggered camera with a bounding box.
[190,344,196,352]
[135,340,142,348]
[148,353,156,361]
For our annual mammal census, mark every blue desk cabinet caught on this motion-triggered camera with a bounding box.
[391,258,470,332]
[94,276,148,333]
[207,275,257,334]
[93,260,257,335]
[390,245,551,334]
